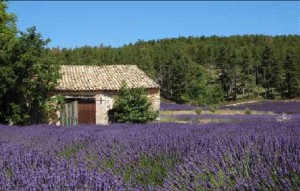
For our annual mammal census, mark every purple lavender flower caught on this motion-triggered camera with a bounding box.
[0,118,300,190]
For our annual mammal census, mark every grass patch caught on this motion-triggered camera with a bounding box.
[160,117,177,123]
[135,155,172,186]
[244,108,252,115]
[57,142,87,159]
[97,153,181,188]
[5,167,14,178]
[160,110,196,115]
[132,154,180,187]
[110,153,182,188]
[189,118,234,124]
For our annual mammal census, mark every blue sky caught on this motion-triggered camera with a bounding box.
[8,1,300,48]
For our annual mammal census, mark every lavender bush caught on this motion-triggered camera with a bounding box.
[161,100,300,114]
[0,120,299,190]
[160,102,197,111]
[0,141,125,191]
[221,100,300,114]
[160,113,300,124]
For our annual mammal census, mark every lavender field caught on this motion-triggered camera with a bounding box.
[160,102,197,111]
[161,100,300,113]
[161,100,300,123]
[161,113,297,124]
[221,100,300,114]
[1,118,300,190]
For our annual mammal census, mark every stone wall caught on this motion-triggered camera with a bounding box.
[54,88,160,125]
[146,88,160,111]
[95,92,114,125]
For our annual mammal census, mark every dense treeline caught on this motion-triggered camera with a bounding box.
[51,35,300,105]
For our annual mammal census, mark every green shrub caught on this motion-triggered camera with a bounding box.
[109,83,158,123]
[244,108,252,115]
[195,108,202,115]
[209,105,218,113]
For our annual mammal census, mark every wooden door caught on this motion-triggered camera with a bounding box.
[78,100,96,124]
[61,100,78,126]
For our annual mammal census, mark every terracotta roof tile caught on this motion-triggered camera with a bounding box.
[55,65,159,91]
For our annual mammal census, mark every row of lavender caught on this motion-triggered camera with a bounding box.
[161,113,300,124]
[1,120,300,190]
[160,102,197,111]
[161,100,300,114]
[221,100,300,114]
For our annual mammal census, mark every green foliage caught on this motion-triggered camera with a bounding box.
[244,108,252,115]
[209,105,218,113]
[119,154,180,188]
[109,83,158,123]
[98,152,180,188]
[57,142,87,160]
[5,167,14,179]
[0,1,17,47]
[280,49,300,98]
[260,45,277,99]
[45,95,65,123]
[0,2,61,125]
[195,108,202,115]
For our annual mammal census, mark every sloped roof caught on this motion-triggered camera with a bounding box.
[55,65,159,91]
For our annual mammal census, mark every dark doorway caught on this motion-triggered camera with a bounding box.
[78,99,96,124]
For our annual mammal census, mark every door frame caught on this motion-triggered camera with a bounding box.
[77,98,96,125]
[60,97,96,126]
[60,99,78,126]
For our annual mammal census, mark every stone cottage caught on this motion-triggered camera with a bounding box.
[54,65,160,126]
